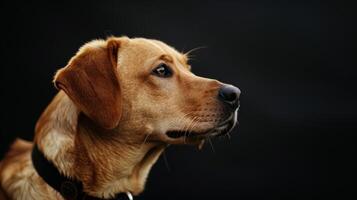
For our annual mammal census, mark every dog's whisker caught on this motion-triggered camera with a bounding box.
[188,116,199,142]
[187,117,201,139]
[167,112,193,130]
[182,117,195,144]
[140,133,151,149]
[187,116,199,135]
[184,46,207,59]
[167,111,198,138]
[227,132,231,140]
[184,116,199,143]
[207,137,216,153]
[162,149,171,172]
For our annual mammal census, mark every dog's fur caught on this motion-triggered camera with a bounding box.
[0,37,239,200]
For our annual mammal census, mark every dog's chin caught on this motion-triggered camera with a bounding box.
[164,112,238,145]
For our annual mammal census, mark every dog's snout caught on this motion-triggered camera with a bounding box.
[218,85,241,109]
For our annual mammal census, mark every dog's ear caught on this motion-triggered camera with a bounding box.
[54,38,122,129]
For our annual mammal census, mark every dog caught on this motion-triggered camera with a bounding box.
[0,36,241,200]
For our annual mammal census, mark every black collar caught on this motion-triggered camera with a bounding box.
[31,144,133,200]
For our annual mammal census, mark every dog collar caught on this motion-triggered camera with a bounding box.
[31,144,133,200]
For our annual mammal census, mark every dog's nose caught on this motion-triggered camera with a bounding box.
[218,84,241,109]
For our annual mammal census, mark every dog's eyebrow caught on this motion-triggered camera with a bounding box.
[158,54,191,70]
[159,54,174,63]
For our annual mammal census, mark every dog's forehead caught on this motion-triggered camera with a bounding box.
[126,38,188,65]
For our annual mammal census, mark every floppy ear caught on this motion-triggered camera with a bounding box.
[54,38,122,129]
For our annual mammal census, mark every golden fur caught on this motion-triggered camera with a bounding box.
[0,36,238,200]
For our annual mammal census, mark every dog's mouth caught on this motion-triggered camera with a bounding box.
[165,110,238,141]
[165,122,233,139]
[166,130,206,139]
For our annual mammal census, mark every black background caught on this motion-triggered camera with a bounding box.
[0,1,354,199]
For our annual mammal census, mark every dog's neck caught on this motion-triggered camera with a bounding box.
[34,91,165,198]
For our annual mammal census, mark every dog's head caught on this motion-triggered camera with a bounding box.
[54,36,240,146]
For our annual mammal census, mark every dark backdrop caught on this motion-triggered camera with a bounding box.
[1,1,354,199]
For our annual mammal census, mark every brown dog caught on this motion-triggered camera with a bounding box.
[0,36,240,200]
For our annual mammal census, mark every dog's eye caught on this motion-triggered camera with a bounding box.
[152,64,173,78]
